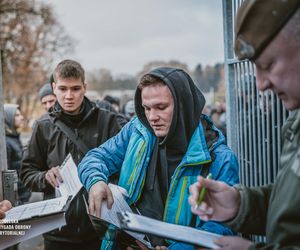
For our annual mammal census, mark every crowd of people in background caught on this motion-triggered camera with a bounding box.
[203,101,227,138]
[1,1,300,250]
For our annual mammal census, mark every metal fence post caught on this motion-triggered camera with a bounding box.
[222,0,238,153]
[0,49,8,201]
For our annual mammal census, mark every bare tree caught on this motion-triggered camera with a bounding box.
[87,68,114,93]
[0,0,74,123]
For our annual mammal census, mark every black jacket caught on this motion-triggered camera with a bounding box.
[4,104,31,203]
[6,134,31,203]
[6,134,23,172]
[20,98,121,243]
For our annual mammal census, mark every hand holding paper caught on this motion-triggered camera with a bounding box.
[56,154,83,199]
[0,154,80,250]
[89,181,113,217]
[45,166,62,188]
[84,184,153,249]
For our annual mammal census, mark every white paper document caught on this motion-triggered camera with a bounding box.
[4,196,69,221]
[57,154,83,198]
[1,196,70,249]
[0,213,66,250]
[118,211,222,249]
[84,184,152,248]
[101,184,146,242]
[1,153,79,250]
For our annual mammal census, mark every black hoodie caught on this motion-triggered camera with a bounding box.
[134,67,206,245]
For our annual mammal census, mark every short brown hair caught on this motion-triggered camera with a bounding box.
[53,59,85,83]
[138,74,165,90]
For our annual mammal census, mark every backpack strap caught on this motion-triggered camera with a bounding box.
[48,114,89,155]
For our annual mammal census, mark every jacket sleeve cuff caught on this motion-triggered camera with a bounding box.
[87,177,106,191]
[168,242,195,250]
[225,184,250,231]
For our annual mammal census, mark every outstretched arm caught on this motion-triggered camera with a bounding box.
[78,121,132,191]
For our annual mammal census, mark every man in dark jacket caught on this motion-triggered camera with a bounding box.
[189,1,300,249]
[20,59,121,250]
[4,104,31,204]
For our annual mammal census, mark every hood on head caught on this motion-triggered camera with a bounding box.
[135,67,206,152]
[4,104,19,135]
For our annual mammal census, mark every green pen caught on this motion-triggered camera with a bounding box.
[194,173,213,209]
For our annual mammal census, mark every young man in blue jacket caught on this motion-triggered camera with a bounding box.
[78,67,239,250]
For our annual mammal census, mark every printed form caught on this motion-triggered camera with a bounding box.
[57,154,83,198]
[5,196,69,221]
[101,184,146,242]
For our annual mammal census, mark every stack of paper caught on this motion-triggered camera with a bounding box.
[0,196,70,249]
[84,184,153,249]
[1,154,79,249]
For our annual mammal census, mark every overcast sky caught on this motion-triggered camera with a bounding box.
[45,0,224,76]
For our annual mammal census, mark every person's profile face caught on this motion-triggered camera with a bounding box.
[141,83,174,138]
[52,77,86,114]
[14,109,24,129]
[254,30,300,110]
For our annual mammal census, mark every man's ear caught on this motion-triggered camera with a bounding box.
[83,83,87,93]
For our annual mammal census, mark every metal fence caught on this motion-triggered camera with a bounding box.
[222,0,288,241]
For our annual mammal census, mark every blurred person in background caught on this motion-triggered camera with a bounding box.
[103,95,120,112]
[122,99,135,120]
[4,104,31,205]
[39,83,56,112]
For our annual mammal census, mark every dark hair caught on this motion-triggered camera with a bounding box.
[53,59,85,83]
[103,95,120,106]
[138,74,165,90]
[49,73,55,84]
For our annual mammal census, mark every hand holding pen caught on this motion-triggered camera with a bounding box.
[194,173,213,209]
[188,174,241,222]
